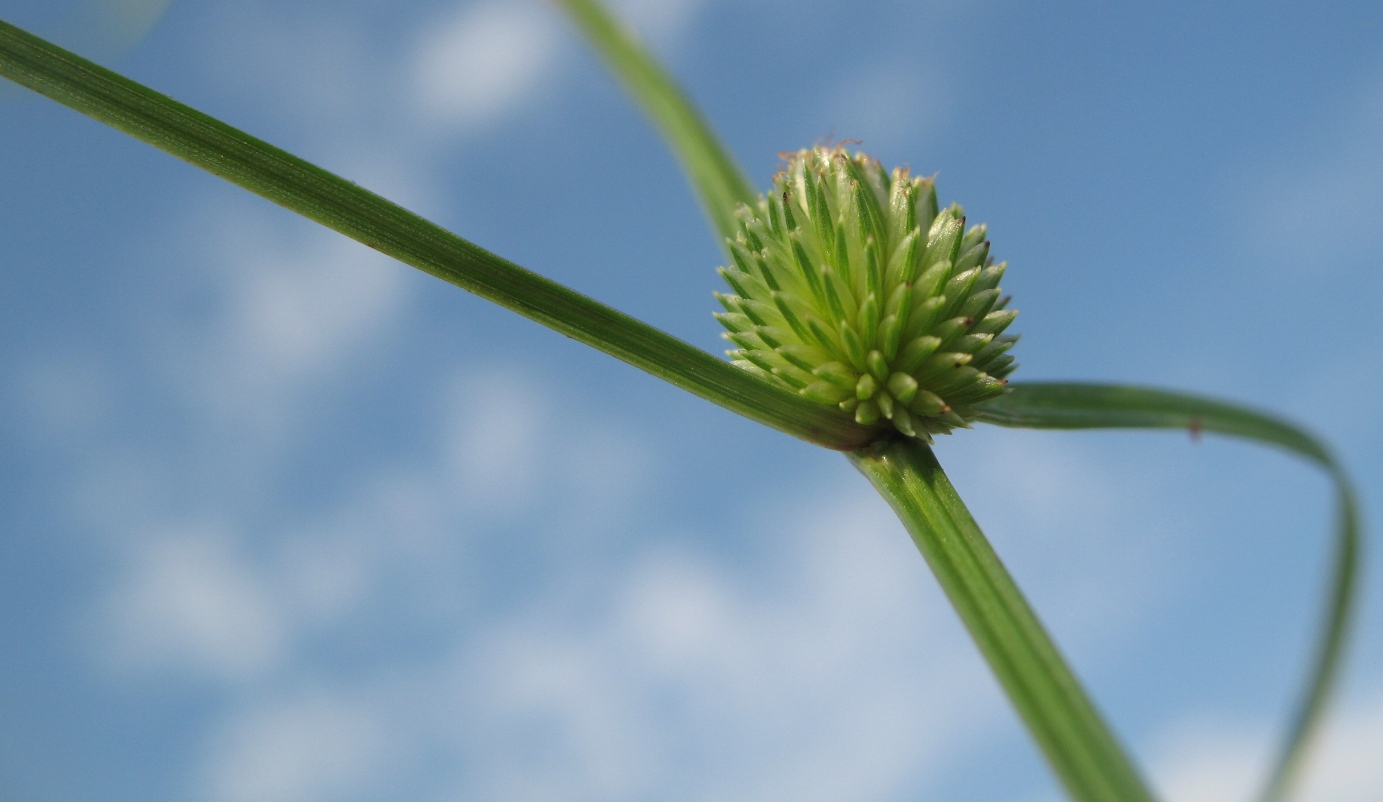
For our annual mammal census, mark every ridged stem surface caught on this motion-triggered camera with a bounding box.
[851,438,1157,802]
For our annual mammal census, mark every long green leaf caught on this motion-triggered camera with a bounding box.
[851,438,1157,802]
[977,382,1362,802]
[554,0,757,246]
[0,18,873,452]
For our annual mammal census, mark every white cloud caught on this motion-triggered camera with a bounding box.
[85,355,659,696]
[822,59,948,153]
[81,394,1273,802]
[1240,73,1383,268]
[607,0,704,47]
[1298,691,1383,801]
[200,691,392,802]
[1149,718,1264,802]
[620,550,733,672]
[1146,692,1383,802]
[441,368,552,514]
[177,211,409,437]
[411,1,561,130]
[450,487,1006,802]
[465,629,657,800]
[82,371,1153,801]
[49,0,180,65]
[434,365,654,525]
[101,528,288,682]
[1231,71,1383,442]
[217,227,405,384]
[193,3,451,212]
[935,426,1171,656]
[275,532,375,625]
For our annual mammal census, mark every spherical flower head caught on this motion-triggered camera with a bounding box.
[714,146,1019,441]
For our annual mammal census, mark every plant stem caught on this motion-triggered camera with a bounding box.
[850,438,1157,802]
[0,17,873,451]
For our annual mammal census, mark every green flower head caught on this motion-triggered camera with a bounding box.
[714,146,1019,441]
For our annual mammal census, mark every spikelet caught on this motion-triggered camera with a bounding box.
[715,145,1019,441]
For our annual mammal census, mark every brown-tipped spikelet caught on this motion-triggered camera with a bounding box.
[714,146,1019,441]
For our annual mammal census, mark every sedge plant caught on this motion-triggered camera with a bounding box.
[0,2,1363,800]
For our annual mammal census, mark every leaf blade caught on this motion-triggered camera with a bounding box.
[554,0,757,246]
[977,382,1362,802]
[0,17,874,451]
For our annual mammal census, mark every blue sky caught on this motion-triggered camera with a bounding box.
[2,1,1382,800]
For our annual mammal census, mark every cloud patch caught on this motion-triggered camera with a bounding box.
[411,1,561,131]
[823,60,948,152]
[100,527,288,683]
[448,489,1007,802]
[1147,691,1383,802]
[200,691,392,802]
[1238,72,1383,269]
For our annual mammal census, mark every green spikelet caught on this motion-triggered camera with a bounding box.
[715,146,1019,442]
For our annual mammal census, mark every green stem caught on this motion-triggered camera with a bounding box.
[978,382,1363,802]
[851,438,1157,802]
[0,18,872,451]
[554,0,757,248]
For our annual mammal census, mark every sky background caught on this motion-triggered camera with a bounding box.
[1,0,1382,800]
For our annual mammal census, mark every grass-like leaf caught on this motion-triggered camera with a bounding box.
[852,438,1158,802]
[978,382,1362,802]
[0,17,873,451]
[554,0,757,246]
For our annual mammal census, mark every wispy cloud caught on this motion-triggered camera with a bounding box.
[1144,690,1383,802]
[607,0,705,48]
[410,1,561,132]
[1239,72,1383,269]
[1230,68,1383,441]
[99,526,288,682]
[200,690,394,802]
[935,426,1176,655]
[822,59,949,153]
[1301,691,1383,800]
[194,216,409,428]
[443,488,1008,802]
[87,358,1026,800]
[1148,717,1265,802]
